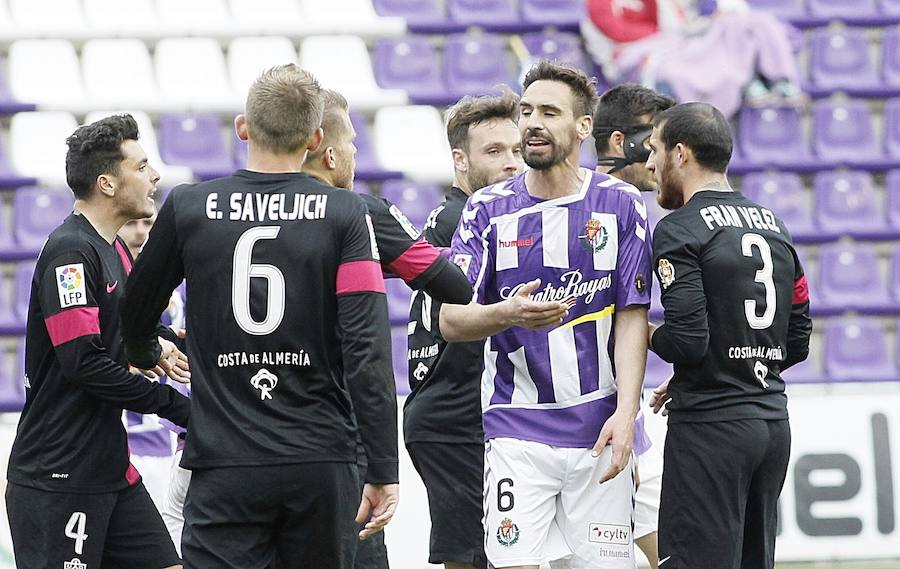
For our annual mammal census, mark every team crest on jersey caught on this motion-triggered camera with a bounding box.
[250,368,278,400]
[496,517,520,547]
[56,264,87,308]
[579,219,609,253]
[658,259,675,289]
[64,559,87,569]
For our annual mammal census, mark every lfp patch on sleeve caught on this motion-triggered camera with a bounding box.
[56,263,87,308]
[389,204,421,240]
[453,254,472,275]
[657,259,675,289]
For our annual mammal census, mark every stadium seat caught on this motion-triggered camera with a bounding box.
[807,28,883,98]
[817,243,894,314]
[881,0,900,17]
[807,0,883,25]
[727,141,759,176]
[81,39,159,110]
[374,36,449,105]
[8,111,78,184]
[6,0,87,38]
[299,35,407,111]
[887,169,900,230]
[350,112,403,181]
[233,135,247,169]
[13,187,74,255]
[0,60,35,114]
[158,114,233,181]
[8,40,86,110]
[813,170,893,240]
[353,180,373,195]
[890,248,900,304]
[740,172,819,243]
[521,0,582,30]
[391,326,411,396]
[882,27,900,91]
[444,34,517,100]
[386,277,414,325]
[0,350,25,413]
[824,319,896,382]
[372,0,464,33]
[227,36,298,102]
[643,351,672,390]
[155,38,236,111]
[374,106,453,183]
[744,0,808,21]
[0,136,36,189]
[380,180,443,229]
[299,0,406,37]
[447,0,528,32]
[12,262,33,324]
[85,110,194,186]
[781,351,825,384]
[82,0,161,38]
[227,0,305,35]
[520,31,589,73]
[738,106,818,172]
[813,100,890,170]
[155,0,233,36]
[882,99,900,162]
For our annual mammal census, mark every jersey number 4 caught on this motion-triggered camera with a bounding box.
[233,227,286,336]
[64,511,88,555]
[741,233,776,330]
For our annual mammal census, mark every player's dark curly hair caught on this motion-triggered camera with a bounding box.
[522,60,599,119]
[446,91,519,152]
[65,114,140,200]
[593,84,675,154]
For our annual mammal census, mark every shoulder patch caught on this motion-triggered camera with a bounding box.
[388,204,421,239]
[453,254,472,275]
[56,263,87,308]
[657,259,675,289]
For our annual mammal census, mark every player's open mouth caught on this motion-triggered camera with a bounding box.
[525,138,550,148]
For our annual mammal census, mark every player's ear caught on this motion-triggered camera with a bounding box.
[674,142,688,167]
[307,127,324,153]
[96,173,116,197]
[451,148,468,173]
[234,115,249,141]
[576,114,592,142]
[609,131,625,155]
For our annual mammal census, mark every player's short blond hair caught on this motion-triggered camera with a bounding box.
[306,89,350,163]
[246,64,325,154]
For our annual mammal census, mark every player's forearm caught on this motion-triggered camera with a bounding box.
[613,306,648,418]
[419,260,473,305]
[783,303,813,370]
[440,301,511,342]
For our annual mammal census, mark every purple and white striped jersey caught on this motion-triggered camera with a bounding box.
[450,168,653,449]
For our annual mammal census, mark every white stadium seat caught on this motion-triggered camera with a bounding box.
[155,0,233,36]
[154,38,237,111]
[227,36,298,103]
[6,0,87,38]
[374,105,452,184]
[299,35,407,111]
[227,0,307,35]
[8,40,87,111]
[9,111,79,184]
[82,39,161,110]
[84,110,193,187]
[82,0,162,38]
[299,0,405,37]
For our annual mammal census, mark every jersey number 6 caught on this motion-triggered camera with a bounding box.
[233,226,286,336]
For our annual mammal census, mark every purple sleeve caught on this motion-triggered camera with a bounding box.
[449,195,492,302]
[615,191,653,309]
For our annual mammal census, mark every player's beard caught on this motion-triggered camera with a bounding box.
[467,161,515,193]
[613,162,657,193]
[657,163,685,210]
[523,130,571,170]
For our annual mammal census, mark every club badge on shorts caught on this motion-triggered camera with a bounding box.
[579,218,609,253]
[496,517,520,547]
[658,259,675,289]
[64,559,87,569]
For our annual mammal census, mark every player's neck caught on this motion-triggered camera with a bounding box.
[74,200,127,244]
[525,157,584,200]
[453,174,473,196]
[683,172,733,204]
[245,146,307,174]
[303,169,334,187]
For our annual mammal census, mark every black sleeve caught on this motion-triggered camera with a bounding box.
[423,202,456,247]
[419,260,472,305]
[39,250,189,426]
[650,219,710,365]
[337,196,399,484]
[121,192,186,370]
[782,248,812,370]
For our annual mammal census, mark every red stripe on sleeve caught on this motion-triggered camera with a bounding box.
[336,260,386,294]
[792,274,809,304]
[125,448,141,485]
[115,240,133,275]
[44,307,101,346]
[387,240,441,283]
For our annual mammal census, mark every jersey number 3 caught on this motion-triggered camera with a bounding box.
[741,233,776,330]
[233,227,286,336]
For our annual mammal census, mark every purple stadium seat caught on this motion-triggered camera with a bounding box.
[232,135,247,169]
[813,170,893,240]
[881,0,900,18]
[379,179,443,229]
[740,172,818,243]
[447,0,529,32]
[781,355,825,384]
[385,277,413,325]
[744,0,809,22]
[391,326,410,395]
[13,262,34,324]
[817,243,893,314]
[813,100,890,170]
[887,169,900,230]
[159,114,232,181]
[521,31,589,73]
[883,99,900,162]
[0,61,35,114]
[350,112,403,182]
[444,34,517,100]
[807,0,884,25]
[728,141,760,176]
[890,248,900,304]
[353,181,373,195]
[824,319,896,382]
[0,136,37,189]
[644,351,671,390]
[738,106,818,172]
[807,28,883,97]
[881,27,900,89]
[373,37,450,105]
[520,0,582,30]
[14,187,74,255]
[372,0,465,33]
[0,351,25,413]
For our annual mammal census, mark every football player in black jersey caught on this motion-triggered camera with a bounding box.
[6,114,190,569]
[645,102,812,569]
[121,65,400,569]
[405,93,522,569]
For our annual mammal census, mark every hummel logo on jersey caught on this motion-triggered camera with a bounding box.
[106,281,118,294]
[250,368,278,400]
[498,237,534,249]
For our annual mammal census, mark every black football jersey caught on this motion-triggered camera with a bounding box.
[404,187,484,445]
[121,170,398,483]
[651,190,812,423]
[8,214,189,493]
